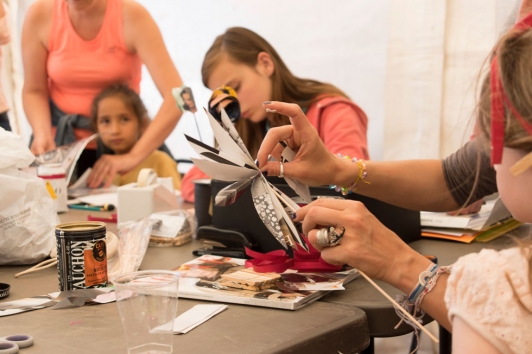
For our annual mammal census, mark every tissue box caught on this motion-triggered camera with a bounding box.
[117,169,179,224]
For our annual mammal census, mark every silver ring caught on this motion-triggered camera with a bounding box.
[328,226,345,247]
[278,161,284,178]
[316,228,329,247]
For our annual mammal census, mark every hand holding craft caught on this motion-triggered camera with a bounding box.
[257,101,352,187]
[294,197,430,284]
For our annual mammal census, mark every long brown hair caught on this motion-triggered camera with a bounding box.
[202,27,349,157]
[476,28,532,281]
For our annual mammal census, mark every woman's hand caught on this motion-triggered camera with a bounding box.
[30,135,56,155]
[87,153,139,188]
[257,102,355,187]
[295,197,431,292]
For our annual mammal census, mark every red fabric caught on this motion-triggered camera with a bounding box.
[181,96,370,203]
[244,240,343,273]
[490,11,532,165]
[490,57,505,165]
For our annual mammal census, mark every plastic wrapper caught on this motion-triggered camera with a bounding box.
[108,219,159,279]
[149,209,197,247]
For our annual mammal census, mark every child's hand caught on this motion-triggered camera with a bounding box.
[87,154,138,188]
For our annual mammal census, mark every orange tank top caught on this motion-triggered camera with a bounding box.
[47,0,142,120]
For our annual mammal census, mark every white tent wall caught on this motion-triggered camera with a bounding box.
[6,0,520,165]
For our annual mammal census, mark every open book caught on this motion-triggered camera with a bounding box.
[175,255,359,310]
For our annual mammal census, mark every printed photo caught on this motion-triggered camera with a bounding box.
[174,86,197,113]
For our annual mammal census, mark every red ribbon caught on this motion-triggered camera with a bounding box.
[244,237,342,273]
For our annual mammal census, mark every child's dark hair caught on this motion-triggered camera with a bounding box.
[91,84,149,131]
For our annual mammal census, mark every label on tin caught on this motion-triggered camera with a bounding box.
[84,240,107,286]
[56,222,108,291]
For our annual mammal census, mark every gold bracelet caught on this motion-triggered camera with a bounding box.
[348,158,370,192]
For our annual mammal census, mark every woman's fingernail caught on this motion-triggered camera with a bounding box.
[291,212,297,219]
[262,101,272,105]
[265,108,277,113]
[254,159,259,168]
[261,170,268,176]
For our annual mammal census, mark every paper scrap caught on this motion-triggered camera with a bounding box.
[173,304,228,334]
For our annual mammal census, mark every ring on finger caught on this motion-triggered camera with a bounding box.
[278,161,284,178]
[316,228,329,247]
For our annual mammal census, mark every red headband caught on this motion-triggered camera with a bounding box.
[490,12,532,165]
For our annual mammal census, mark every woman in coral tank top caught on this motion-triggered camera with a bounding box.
[22,0,182,186]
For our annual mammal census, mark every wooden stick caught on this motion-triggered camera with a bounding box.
[15,258,58,278]
[357,270,439,343]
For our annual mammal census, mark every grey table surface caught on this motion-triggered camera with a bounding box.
[0,210,370,354]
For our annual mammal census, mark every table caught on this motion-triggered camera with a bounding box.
[0,210,370,354]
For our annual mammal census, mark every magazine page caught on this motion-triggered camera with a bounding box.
[175,255,358,311]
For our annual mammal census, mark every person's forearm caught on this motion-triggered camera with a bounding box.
[420,274,451,331]
[387,249,452,331]
[23,90,53,139]
[128,93,182,163]
[335,159,460,211]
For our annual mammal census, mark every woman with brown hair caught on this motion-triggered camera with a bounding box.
[256,10,532,353]
[181,27,369,202]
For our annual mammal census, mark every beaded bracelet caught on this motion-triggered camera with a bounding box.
[330,155,371,195]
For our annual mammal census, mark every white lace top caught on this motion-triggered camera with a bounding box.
[445,247,532,354]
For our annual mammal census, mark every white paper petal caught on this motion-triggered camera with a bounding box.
[185,135,247,168]
[191,157,257,182]
[281,146,311,203]
[205,108,256,167]
[215,177,254,207]
[220,109,254,162]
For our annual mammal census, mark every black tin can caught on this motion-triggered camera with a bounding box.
[55,221,108,291]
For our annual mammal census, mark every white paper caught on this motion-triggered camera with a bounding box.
[281,146,311,203]
[173,304,228,334]
[186,135,248,168]
[205,108,256,167]
[77,192,118,206]
[220,109,254,161]
[420,198,511,230]
[0,298,52,317]
[68,167,92,189]
[190,157,257,182]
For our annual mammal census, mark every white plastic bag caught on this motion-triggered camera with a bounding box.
[0,128,58,265]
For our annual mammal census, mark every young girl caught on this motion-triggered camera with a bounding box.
[181,27,370,202]
[91,84,181,190]
[257,13,532,354]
